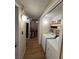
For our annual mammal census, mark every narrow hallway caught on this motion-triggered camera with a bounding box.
[15,0,63,59]
[23,37,46,59]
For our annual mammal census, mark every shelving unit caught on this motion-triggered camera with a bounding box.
[50,22,61,36]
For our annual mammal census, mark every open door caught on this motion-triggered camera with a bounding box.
[15,5,19,59]
[26,23,29,38]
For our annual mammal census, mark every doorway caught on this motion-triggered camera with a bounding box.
[26,23,29,38]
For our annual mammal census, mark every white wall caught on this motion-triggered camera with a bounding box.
[38,2,63,45]
[38,15,51,44]
[18,7,26,59]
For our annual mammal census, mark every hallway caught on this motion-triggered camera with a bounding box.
[15,0,63,59]
[23,37,46,59]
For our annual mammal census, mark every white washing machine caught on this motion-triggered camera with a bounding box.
[42,33,56,53]
[46,38,59,59]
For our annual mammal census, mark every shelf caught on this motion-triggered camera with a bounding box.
[50,24,61,27]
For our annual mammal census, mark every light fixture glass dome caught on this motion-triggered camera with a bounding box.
[22,15,27,22]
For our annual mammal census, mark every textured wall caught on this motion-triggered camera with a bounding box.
[18,8,26,59]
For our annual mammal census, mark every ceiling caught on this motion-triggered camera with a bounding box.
[44,2,63,21]
[18,0,55,19]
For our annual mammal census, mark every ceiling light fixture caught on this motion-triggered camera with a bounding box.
[22,15,27,22]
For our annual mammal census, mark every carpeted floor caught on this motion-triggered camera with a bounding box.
[23,37,46,59]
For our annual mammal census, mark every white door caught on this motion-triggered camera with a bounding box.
[15,6,19,59]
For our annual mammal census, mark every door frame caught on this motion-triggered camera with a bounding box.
[15,4,19,59]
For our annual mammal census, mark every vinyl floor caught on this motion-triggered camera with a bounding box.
[23,37,46,59]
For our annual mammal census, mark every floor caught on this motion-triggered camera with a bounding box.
[23,37,46,59]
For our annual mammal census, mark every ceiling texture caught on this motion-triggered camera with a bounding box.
[45,2,63,20]
[17,0,55,19]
